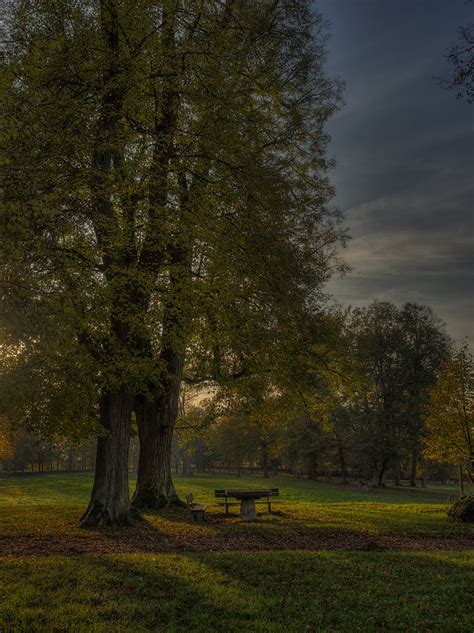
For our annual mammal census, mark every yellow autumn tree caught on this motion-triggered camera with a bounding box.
[424,343,473,493]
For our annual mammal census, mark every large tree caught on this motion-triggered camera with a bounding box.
[0,0,343,524]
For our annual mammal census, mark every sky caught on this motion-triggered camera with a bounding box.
[317,0,473,342]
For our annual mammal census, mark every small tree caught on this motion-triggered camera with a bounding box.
[440,1,474,103]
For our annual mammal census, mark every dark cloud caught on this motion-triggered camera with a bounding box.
[318,0,474,341]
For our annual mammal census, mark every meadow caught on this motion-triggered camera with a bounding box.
[0,472,473,632]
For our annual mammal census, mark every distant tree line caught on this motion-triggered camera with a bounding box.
[0,423,141,474]
[4,300,469,496]
[172,301,473,493]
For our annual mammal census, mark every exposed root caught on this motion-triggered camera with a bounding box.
[80,501,141,529]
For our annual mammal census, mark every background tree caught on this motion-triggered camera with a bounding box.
[0,416,14,465]
[441,0,474,103]
[211,413,260,476]
[311,302,450,487]
[424,342,474,495]
[397,303,450,486]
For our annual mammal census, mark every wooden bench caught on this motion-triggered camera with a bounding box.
[214,488,280,515]
[214,489,240,515]
[261,488,280,513]
[185,493,207,522]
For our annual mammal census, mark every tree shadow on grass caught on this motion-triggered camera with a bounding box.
[3,550,471,632]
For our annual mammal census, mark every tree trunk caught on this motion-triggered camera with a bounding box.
[337,436,348,484]
[459,464,465,497]
[376,460,387,487]
[132,158,193,508]
[81,391,136,527]
[183,453,193,477]
[410,447,418,487]
[307,450,317,480]
[132,354,185,510]
[261,441,269,478]
[133,414,182,509]
[68,447,74,472]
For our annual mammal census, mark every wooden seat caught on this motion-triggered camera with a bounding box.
[261,488,279,513]
[185,493,207,522]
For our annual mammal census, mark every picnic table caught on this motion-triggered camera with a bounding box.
[214,488,279,520]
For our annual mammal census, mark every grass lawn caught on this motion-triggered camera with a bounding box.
[0,472,473,632]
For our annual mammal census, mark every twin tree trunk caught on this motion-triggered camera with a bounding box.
[81,364,185,524]
[82,371,185,525]
[81,391,136,527]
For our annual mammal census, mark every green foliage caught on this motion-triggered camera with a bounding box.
[0,1,344,452]
[332,302,450,483]
[424,342,474,476]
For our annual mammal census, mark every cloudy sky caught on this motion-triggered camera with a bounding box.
[318,0,473,342]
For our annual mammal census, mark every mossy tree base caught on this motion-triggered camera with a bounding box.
[131,487,186,511]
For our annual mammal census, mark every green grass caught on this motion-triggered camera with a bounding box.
[0,472,473,632]
[0,471,471,538]
[1,551,473,632]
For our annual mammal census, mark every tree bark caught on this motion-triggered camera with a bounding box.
[307,450,318,480]
[337,436,348,484]
[132,353,185,510]
[376,460,387,487]
[133,412,182,509]
[81,391,136,527]
[459,463,465,497]
[410,447,418,487]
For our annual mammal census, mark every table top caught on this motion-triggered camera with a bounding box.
[225,489,275,500]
